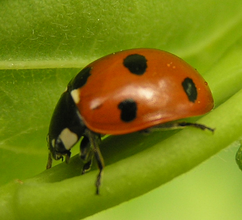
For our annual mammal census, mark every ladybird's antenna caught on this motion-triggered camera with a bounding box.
[46,152,53,169]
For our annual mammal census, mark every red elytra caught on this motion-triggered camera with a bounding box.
[72,48,214,135]
[47,48,214,194]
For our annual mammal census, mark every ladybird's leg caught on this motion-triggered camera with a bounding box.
[82,160,93,174]
[85,129,104,195]
[80,136,94,174]
[80,136,92,161]
[176,122,214,132]
[145,122,214,133]
[93,144,104,195]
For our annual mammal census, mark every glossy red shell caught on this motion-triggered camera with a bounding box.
[72,48,214,135]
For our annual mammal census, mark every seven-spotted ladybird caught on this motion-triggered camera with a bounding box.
[46,48,214,194]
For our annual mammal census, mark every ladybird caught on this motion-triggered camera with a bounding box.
[46,48,214,194]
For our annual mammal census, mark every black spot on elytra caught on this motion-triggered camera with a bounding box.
[123,54,147,75]
[118,99,137,122]
[182,77,197,103]
[69,67,91,90]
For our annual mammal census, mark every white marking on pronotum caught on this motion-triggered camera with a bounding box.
[59,128,78,150]
[71,89,80,104]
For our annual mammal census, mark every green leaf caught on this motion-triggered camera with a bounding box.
[1,0,242,220]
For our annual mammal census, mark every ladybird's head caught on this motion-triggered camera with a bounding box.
[47,133,70,161]
[46,90,86,168]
